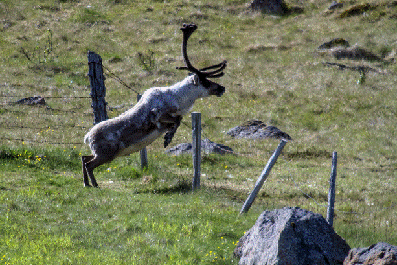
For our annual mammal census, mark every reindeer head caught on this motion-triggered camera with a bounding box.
[177,23,227,97]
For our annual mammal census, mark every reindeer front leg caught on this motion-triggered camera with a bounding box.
[149,105,182,147]
[163,115,182,148]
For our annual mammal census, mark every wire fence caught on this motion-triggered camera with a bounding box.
[0,92,92,145]
[1,57,396,246]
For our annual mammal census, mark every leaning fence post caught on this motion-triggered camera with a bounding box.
[327,151,337,226]
[137,94,148,169]
[87,51,108,124]
[240,139,287,214]
[192,112,201,191]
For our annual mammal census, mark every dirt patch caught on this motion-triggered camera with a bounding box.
[317,39,382,62]
[330,45,382,61]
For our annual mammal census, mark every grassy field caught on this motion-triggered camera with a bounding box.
[1,0,397,264]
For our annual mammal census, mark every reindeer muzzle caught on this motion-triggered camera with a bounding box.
[215,85,225,97]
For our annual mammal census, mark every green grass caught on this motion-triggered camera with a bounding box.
[1,0,397,263]
[0,146,260,264]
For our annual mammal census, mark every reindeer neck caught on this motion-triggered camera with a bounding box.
[169,76,208,112]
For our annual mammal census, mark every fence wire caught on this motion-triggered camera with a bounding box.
[0,93,90,146]
[2,65,396,244]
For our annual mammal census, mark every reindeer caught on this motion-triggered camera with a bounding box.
[81,23,227,187]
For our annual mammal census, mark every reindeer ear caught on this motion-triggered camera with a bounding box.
[193,74,200,86]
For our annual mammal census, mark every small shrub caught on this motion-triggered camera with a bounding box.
[19,29,55,64]
[137,50,156,72]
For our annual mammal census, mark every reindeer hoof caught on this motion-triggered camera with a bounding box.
[164,132,174,148]
[84,184,92,187]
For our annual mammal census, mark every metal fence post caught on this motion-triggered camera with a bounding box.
[240,139,287,214]
[327,151,337,226]
[192,112,201,191]
[87,51,108,124]
[137,94,148,169]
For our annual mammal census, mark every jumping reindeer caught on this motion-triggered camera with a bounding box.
[82,23,227,187]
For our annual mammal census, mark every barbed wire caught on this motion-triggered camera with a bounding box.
[2,114,396,218]
[0,136,83,145]
[0,106,90,115]
[102,65,142,95]
[0,96,90,99]
[282,157,397,216]
[2,67,396,220]
[0,124,90,130]
[190,121,397,217]
[0,95,89,145]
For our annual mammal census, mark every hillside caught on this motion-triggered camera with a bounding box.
[1,0,397,263]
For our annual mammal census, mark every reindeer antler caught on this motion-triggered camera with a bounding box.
[177,23,227,79]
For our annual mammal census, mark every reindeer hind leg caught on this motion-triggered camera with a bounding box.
[84,155,115,188]
[82,155,94,187]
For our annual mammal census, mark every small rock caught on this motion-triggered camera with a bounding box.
[165,138,234,156]
[12,96,46,106]
[329,1,344,10]
[318,38,350,49]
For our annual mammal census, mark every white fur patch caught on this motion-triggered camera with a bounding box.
[117,129,162,157]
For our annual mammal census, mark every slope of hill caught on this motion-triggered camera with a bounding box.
[1,0,397,263]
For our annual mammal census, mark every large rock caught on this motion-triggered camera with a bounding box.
[248,0,285,14]
[234,207,350,265]
[343,242,397,265]
[227,120,292,141]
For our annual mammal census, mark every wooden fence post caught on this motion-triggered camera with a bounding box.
[87,51,108,124]
[192,112,201,191]
[327,151,337,226]
[137,94,148,169]
[240,139,287,214]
